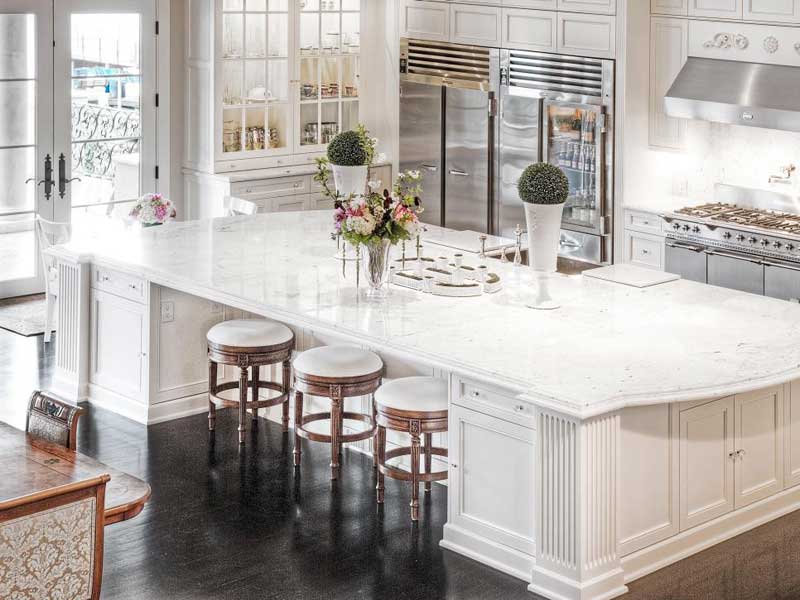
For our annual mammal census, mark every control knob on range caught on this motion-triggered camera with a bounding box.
[736,234,746,242]
[722,232,732,240]
[760,239,770,247]
[787,243,796,251]
[772,241,782,249]
[672,223,681,230]
[692,225,701,233]
[682,224,691,232]
[748,237,758,244]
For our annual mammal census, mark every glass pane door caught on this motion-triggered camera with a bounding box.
[297,0,360,151]
[54,0,156,229]
[543,101,604,233]
[0,0,54,299]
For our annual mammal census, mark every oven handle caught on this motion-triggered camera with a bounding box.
[762,259,800,273]
[704,248,764,265]
[665,240,706,253]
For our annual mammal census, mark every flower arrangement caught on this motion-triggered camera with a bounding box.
[517,162,570,205]
[332,171,423,246]
[129,193,176,227]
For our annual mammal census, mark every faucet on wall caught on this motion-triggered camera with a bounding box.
[769,164,797,185]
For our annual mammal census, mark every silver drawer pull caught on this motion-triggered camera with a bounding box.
[470,390,480,398]
[449,169,469,177]
[515,404,525,412]
[641,249,650,255]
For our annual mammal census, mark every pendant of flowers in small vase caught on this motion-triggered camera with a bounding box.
[323,124,378,198]
[129,193,177,228]
[517,162,569,310]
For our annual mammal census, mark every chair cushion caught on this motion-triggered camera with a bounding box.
[375,377,448,414]
[207,319,293,349]
[293,345,383,379]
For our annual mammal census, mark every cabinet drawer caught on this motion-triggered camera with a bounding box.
[626,232,664,270]
[305,193,335,211]
[558,0,616,14]
[557,13,615,58]
[450,3,501,46]
[271,195,308,213]
[625,209,663,234]
[651,0,689,14]
[501,8,557,52]
[502,0,557,8]
[744,0,800,23]
[230,175,308,199]
[400,0,450,41]
[454,378,535,427]
[91,265,146,303]
[688,0,743,18]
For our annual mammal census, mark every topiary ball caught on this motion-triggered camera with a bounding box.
[327,130,367,166]
[517,162,569,205]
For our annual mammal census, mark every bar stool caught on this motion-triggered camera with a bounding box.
[293,345,383,479]
[374,376,448,521]
[207,319,294,444]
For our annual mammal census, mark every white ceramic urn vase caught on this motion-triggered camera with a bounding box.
[332,164,368,198]
[524,202,564,273]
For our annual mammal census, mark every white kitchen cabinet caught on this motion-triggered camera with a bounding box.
[785,381,800,488]
[400,0,450,42]
[450,4,501,46]
[649,17,688,150]
[556,13,616,58]
[734,387,784,508]
[448,403,536,556]
[501,8,558,53]
[624,231,665,270]
[688,0,743,18]
[744,0,800,22]
[651,0,689,14]
[678,397,735,531]
[90,288,148,403]
[557,0,616,15]
[272,195,307,213]
[502,0,557,9]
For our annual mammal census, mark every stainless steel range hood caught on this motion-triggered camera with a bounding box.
[664,57,800,132]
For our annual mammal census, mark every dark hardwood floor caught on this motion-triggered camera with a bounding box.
[3,328,800,599]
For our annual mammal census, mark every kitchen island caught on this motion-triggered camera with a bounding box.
[47,211,800,600]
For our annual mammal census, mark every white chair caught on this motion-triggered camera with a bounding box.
[223,196,258,217]
[35,216,71,343]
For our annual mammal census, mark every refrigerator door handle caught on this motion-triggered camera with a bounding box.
[448,169,469,177]
[421,164,439,172]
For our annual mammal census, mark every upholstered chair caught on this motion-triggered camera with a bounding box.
[26,390,85,451]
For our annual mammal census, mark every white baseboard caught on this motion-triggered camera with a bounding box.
[87,384,148,424]
[529,565,627,600]
[441,523,533,583]
[622,483,800,584]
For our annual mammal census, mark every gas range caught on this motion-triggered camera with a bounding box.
[662,202,800,263]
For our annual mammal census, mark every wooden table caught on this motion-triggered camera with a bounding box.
[0,421,151,525]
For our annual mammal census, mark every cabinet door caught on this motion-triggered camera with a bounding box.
[272,195,307,213]
[649,17,688,150]
[679,397,735,531]
[502,0,557,8]
[450,4,501,47]
[651,0,689,14]
[556,13,615,58]
[744,0,800,22]
[501,8,557,52]
[688,0,743,17]
[785,381,800,488]
[624,231,664,270]
[400,0,450,42]
[449,404,535,556]
[557,0,616,14]
[90,289,147,402]
[734,387,783,509]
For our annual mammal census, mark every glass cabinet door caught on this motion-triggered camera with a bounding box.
[543,101,604,233]
[297,0,360,152]
[219,0,291,158]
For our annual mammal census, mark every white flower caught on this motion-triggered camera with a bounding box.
[346,213,376,236]
[367,180,382,191]
[375,152,387,164]
[408,170,420,179]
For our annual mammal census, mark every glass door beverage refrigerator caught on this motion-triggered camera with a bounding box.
[497,50,614,264]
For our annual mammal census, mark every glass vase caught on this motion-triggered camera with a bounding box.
[362,238,392,298]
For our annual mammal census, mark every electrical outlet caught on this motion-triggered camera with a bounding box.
[161,301,174,323]
[210,302,223,315]
[672,176,689,197]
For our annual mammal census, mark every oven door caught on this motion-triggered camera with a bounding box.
[706,248,765,295]
[664,240,707,283]
[763,259,800,302]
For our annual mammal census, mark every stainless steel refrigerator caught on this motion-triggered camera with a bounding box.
[497,50,615,264]
[399,39,499,233]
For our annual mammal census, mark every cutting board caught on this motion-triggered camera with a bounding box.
[582,264,680,288]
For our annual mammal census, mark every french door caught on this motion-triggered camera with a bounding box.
[0,0,156,299]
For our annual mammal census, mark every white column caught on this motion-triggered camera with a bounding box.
[531,409,627,600]
[52,256,91,404]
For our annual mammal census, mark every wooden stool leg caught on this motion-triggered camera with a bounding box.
[330,387,342,480]
[251,365,260,423]
[424,432,433,493]
[281,360,291,432]
[376,425,386,504]
[208,360,218,432]
[238,366,248,444]
[410,425,421,521]
[293,390,304,466]
[372,394,378,468]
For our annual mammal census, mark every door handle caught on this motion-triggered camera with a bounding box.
[448,169,469,177]
[58,153,81,199]
[421,164,438,172]
[704,248,763,265]
[26,154,54,201]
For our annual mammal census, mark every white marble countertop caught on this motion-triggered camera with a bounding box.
[49,211,800,419]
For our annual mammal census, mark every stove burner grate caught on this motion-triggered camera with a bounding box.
[675,203,800,234]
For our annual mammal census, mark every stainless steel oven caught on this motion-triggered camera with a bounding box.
[764,258,800,302]
[664,239,707,283]
[705,248,765,295]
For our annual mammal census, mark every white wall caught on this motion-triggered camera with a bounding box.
[170,0,187,219]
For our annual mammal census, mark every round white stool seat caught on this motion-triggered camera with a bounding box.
[293,345,383,379]
[375,376,448,414]
[207,319,293,349]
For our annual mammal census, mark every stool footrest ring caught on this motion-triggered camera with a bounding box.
[378,446,448,483]
[297,411,376,444]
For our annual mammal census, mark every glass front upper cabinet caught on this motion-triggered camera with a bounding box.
[217,0,360,162]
